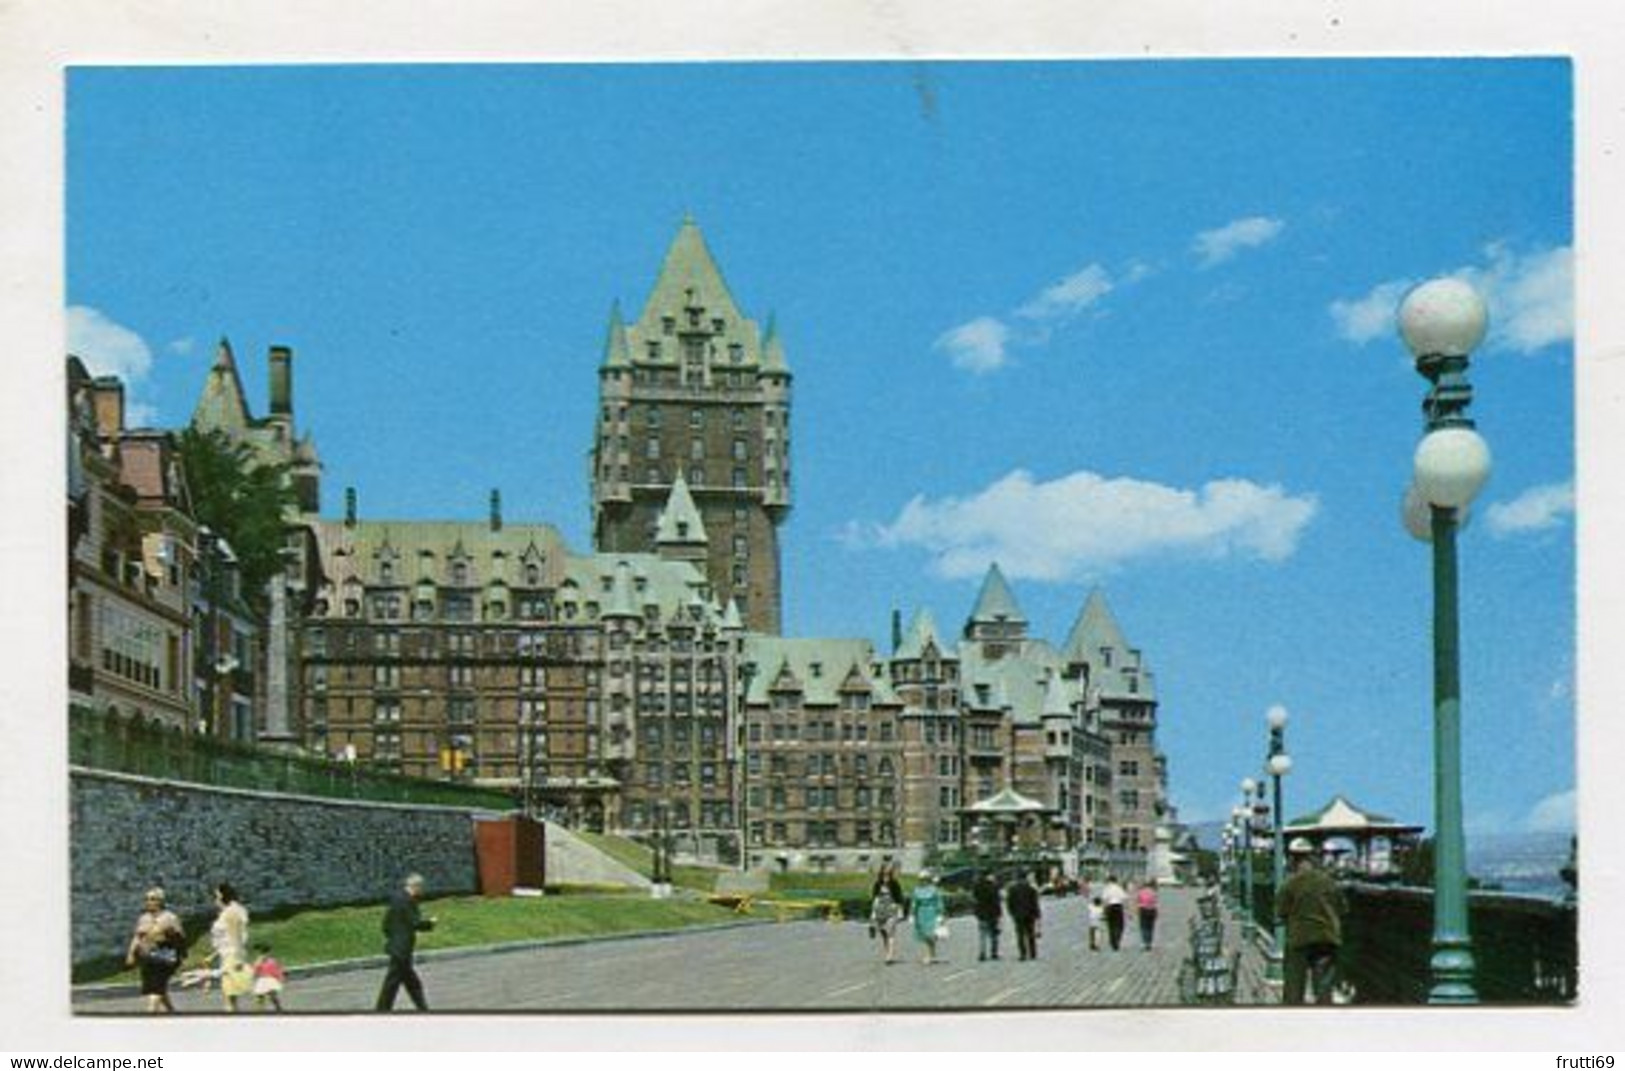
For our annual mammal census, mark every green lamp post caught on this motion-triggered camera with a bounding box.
[1234,794,1255,930]
[1399,277,1491,1005]
[1264,704,1292,985]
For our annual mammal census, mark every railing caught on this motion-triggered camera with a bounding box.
[1338,882,1576,1004]
[69,704,515,810]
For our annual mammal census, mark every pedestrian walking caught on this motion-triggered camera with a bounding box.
[250,942,286,1011]
[909,868,946,966]
[1087,896,1105,951]
[1101,875,1128,951]
[1136,879,1160,951]
[869,861,907,965]
[1006,871,1042,961]
[126,886,186,1014]
[375,873,436,1012]
[209,882,253,1012]
[1276,838,1348,1004]
[971,870,1002,961]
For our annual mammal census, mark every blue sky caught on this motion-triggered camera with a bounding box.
[66,60,1574,834]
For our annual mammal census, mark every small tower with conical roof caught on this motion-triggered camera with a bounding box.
[590,216,790,634]
[963,562,1028,659]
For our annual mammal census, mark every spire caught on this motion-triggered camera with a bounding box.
[191,335,253,432]
[895,608,942,660]
[722,598,744,632]
[1064,586,1130,664]
[969,562,1026,625]
[761,312,789,374]
[639,215,744,327]
[602,300,631,368]
[655,473,708,545]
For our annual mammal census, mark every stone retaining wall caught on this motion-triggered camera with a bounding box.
[71,767,491,964]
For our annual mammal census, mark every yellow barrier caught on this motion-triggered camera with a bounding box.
[709,895,843,923]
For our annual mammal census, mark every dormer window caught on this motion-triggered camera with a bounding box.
[525,563,540,586]
[676,521,689,539]
[452,561,469,586]
[809,662,823,679]
[379,560,394,584]
[662,317,675,336]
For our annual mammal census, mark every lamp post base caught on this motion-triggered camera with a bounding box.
[1428,943,1479,1005]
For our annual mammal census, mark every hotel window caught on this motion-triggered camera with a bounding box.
[689,408,703,429]
[690,439,704,461]
[728,345,743,365]
[732,439,747,461]
[732,468,747,489]
[645,437,660,459]
[647,341,661,360]
[373,664,399,689]
[689,467,704,486]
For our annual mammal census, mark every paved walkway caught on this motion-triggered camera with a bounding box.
[77,887,1276,1013]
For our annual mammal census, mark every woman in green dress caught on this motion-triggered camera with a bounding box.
[910,869,945,965]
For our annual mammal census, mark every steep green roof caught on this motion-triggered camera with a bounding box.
[655,474,708,545]
[968,562,1026,625]
[601,301,631,369]
[958,640,1072,726]
[622,217,772,373]
[565,552,712,624]
[895,607,951,660]
[743,636,899,706]
[761,313,789,375]
[191,338,252,434]
[1065,587,1156,701]
[309,517,568,590]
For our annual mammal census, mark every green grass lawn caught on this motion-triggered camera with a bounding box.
[572,830,722,893]
[75,893,742,985]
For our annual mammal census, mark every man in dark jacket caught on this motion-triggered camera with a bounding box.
[376,873,436,1011]
[1276,839,1348,1004]
[972,871,1003,961]
[1006,871,1043,961]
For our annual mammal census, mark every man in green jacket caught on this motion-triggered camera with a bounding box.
[1275,838,1347,1004]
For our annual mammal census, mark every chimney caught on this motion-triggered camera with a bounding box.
[344,487,357,528]
[490,489,503,532]
[89,376,125,438]
[891,609,903,654]
[268,346,293,416]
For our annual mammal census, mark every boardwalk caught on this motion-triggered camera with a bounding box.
[77,887,1276,1013]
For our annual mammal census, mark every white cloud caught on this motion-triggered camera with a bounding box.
[1485,480,1574,537]
[168,337,195,356]
[68,305,153,383]
[1330,243,1572,355]
[934,316,1011,374]
[862,468,1318,580]
[1193,216,1285,268]
[1017,263,1113,321]
[1329,279,1415,344]
[1464,243,1573,354]
[68,306,164,427]
[1523,789,1575,834]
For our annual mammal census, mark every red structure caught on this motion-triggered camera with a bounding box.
[474,816,546,895]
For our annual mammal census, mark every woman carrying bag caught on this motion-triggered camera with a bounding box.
[127,886,187,1014]
[910,869,947,966]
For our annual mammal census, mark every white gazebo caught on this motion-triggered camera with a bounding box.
[1283,795,1424,877]
[962,786,1053,852]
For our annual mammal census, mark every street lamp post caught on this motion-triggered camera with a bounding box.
[1235,793,1255,933]
[1399,278,1491,1005]
[1265,704,1292,985]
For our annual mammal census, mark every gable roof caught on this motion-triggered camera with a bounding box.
[1065,587,1156,701]
[895,607,952,660]
[655,473,708,545]
[742,636,899,706]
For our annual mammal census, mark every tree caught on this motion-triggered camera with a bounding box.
[177,427,297,612]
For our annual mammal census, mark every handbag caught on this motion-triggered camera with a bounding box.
[933,921,950,941]
[143,944,180,969]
